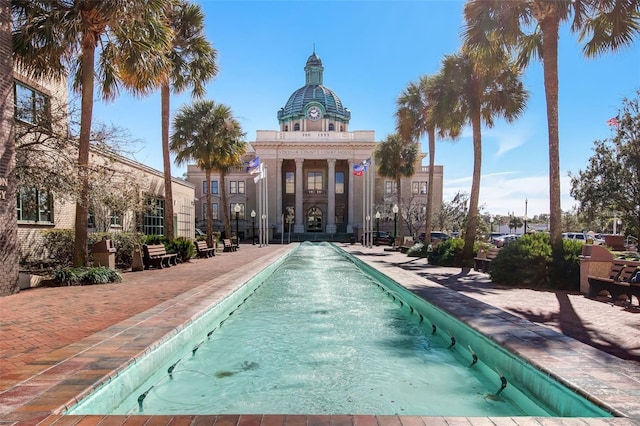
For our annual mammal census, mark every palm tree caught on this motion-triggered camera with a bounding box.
[13,0,172,266]
[396,75,462,247]
[170,100,246,247]
[463,0,640,258]
[374,133,419,239]
[435,49,528,266]
[160,0,218,240]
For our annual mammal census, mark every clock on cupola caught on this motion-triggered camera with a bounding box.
[306,105,322,121]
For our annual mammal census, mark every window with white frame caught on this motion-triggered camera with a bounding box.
[335,172,344,194]
[412,181,428,195]
[285,172,294,193]
[307,171,323,193]
[230,181,237,194]
[384,181,397,195]
[202,202,219,220]
[230,203,245,220]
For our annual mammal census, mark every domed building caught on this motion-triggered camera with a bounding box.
[187,51,443,242]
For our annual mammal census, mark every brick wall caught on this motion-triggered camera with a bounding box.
[0,0,19,296]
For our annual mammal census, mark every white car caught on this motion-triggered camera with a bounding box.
[562,232,587,243]
[493,234,519,248]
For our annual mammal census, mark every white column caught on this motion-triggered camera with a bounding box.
[276,159,283,233]
[347,159,354,233]
[326,158,336,233]
[294,158,304,233]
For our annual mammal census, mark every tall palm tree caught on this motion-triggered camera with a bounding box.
[161,0,218,240]
[13,0,172,266]
[396,75,462,246]
[170,100,246,247]
[436,50,528,266]
[463,0,640,258]
[374,133,419,239]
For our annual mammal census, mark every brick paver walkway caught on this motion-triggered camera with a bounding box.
[1,243,639,425]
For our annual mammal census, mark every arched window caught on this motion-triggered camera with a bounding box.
[294,123,300,131]
[328,123,335,131]
[340,125,344,132]
[284,125,288,131]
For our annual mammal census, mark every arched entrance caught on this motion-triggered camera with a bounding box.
[307,206,323,232]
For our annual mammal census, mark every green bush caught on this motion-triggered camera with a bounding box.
[406,241,428,257]
[41,230,147,270]
[489,233,582,290]
[42,229,75,267]
[52,266,121,286]
[168,237,196,262]
[428,238,465,266]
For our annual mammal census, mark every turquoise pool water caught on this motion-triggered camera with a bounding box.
[69,243,610,417]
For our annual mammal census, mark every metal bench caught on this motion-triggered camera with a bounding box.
[588,259,640,305]
[473,247,500,273]
[195,240,215,258]
[142,244,178,269]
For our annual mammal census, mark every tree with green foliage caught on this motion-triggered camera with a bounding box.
[434,49,528,266]
[170,100,246,246]
[373,134,419,239]
[396,75,462,248]
[463,0,640,259]
[160,0,218,240]
[570,90,640,238]
[13,0,172,266]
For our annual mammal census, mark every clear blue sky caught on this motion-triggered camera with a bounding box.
[92,0,640,218]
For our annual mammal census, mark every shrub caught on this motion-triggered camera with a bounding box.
[428,238,465,266]
[42,229,75,267]
[489,233,582,290]
[406,241,428,257]
[52,266,121,286]
[168,237,196,262]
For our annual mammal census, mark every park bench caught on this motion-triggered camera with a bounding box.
[587,259,640,305]
[473,247,500,273]
[195,240,215,258]
[222,238,237,252]
[142,244,178,269]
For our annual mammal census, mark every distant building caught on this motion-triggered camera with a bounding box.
[187,51,443,241]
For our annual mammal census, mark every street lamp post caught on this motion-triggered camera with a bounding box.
[524,198,528,234]
[489,216,494,233]
[251,210,256,245]
[392,204,399,247]
[234,204,241,249]
[375,211,381,246]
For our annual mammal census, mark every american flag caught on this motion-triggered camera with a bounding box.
[606,116,619,127]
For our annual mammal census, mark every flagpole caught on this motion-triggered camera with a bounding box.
[264,166,269,246]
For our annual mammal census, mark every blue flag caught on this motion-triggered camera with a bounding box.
[246,157,260,173]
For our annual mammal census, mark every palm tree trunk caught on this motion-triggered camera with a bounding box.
[462,109,483,267]
[161,83,175,240]
[73,41,96,267]
[205,170,213,247]
[425,127,435,242]
[541,20,563,256]
[396,175,403,240]
[220,170,231,238]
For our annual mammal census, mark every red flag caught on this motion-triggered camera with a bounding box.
[606,116,619,127]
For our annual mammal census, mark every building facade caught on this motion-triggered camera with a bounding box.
[0,0,18,296]
[188,51,443,241]
[8,54,196,295]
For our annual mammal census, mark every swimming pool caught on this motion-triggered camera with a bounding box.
[68,243,611,417]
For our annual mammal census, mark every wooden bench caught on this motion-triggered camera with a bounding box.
[222,238,237,252]
[588,259,640,305]
[474,247,500,273]
[142,244,178,269]
[195,240,215,258]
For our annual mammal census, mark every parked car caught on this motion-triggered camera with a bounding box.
[490,232,505,244]
[417,231,451,243]
[195,228,206,238]
[562,232,587,243]
[362,231,393,245]
[493,234,520,248]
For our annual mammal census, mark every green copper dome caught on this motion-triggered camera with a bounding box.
[277,51,351,124]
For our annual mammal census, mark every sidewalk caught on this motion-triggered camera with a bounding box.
[1,243,639,425]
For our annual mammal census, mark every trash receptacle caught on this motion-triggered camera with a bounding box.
[92,239,116,269]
